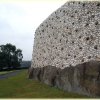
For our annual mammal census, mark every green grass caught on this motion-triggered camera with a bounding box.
[0,69,89,98]
[0,71,13,75]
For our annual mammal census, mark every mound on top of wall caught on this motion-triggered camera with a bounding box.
[30,1,100,97]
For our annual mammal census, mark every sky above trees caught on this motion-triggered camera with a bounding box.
[0,0,66,60]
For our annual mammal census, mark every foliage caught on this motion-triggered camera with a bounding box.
[0,43,23,70]
[0,70,89,98]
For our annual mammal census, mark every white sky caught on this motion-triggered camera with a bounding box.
[0,0,67,61]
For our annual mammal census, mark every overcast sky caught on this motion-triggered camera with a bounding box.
[0,0,67,61]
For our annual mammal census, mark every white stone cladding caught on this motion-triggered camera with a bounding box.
[31,1,100,69]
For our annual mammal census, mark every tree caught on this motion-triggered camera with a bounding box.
[0,43,23,70]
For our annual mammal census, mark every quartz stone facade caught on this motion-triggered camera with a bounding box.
[31,1,100,69]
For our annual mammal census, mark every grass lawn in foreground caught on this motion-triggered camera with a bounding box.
[0,69,89,98]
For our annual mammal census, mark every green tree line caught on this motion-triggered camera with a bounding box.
[0,43,23,70]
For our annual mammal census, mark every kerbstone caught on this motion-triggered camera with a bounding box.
[29,61,100,97]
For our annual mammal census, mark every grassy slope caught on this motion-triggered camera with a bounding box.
[0,70,89,98]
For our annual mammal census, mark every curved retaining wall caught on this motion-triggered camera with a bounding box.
[30,1,100,97]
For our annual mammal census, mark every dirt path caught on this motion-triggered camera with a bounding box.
[0,70,21,79]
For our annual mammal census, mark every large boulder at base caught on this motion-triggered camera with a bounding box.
[29,61,100,97]
[42,66,58,86]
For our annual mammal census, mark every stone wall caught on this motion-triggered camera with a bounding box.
[31,1,100,69]
[30,1,100,97]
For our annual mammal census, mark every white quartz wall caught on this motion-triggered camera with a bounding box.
[31,1,100,69]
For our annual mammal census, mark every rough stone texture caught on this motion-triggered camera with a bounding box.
[42,66,58,86]
[29,61,100,97]
[31,1,100,69]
